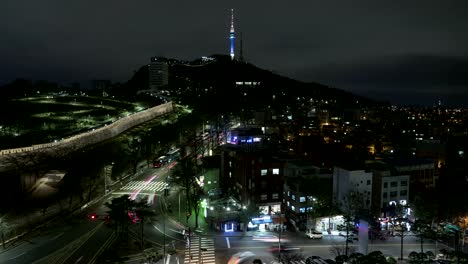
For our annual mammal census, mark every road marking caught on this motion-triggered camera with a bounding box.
[226,237,230,248]
[51,232,64,240]
[8,251,26,260]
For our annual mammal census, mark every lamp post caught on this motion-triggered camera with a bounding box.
[104,162,114,195]
[274,211,283,262]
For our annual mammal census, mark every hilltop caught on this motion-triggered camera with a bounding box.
[128,55,385,113]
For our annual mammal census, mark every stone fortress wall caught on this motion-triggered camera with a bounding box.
[0,102,174,156]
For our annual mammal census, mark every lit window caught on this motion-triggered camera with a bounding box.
[291,205,295,211]
[273,168,279,175]
[299,208,306,213]
[291,195,296,201]
[261,169,267,176]
[272,193,279,199]
[287,191,290,197]
[260,194,267,200]
[229,172,232,178]
[299,197,306,202]
[287,201,290,206]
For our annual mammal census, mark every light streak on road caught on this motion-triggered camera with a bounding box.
[130,174,158,200]
[147,194,156,205]
[152,224,184,242]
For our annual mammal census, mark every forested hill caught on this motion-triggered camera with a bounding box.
[166,54,383,109]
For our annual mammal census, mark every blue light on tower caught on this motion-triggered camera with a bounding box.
[229,9,235,60]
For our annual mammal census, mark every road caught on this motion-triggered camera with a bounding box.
[207,230,448,263]
[0,159,454,264]
[0,162,178,264]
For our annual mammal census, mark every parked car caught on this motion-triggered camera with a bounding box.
[306,231,323,239]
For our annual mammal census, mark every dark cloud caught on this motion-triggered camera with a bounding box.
[1,0,468,105]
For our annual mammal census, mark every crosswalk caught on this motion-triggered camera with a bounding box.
[121,180,167,193]
[184,235,216,264]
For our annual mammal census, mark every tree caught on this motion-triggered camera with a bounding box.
[412,219,432,254]
[188,185,204,229]
[336,191,366,257]
[105,195,135,237]
[133,200,156,249]
[362,251,388,264]
[125,137,142,174]
[386,203,410,261]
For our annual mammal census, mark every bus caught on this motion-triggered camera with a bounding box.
[166,148,180,162]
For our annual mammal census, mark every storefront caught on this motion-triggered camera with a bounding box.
[313,215,344,234]
[249,215,273,231]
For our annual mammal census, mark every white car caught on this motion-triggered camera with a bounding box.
[306,231,323,239]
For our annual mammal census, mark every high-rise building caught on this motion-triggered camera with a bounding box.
[229,9,235,60]
[148,57,169,91]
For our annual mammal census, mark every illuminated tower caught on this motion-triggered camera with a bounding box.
[229,8,235,60]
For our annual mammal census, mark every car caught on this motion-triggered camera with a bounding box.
[306,231,323,239]
[127,210,140,223]
[268,244,301,255]
[252,234,290,243]
[228,251,259,264]
[339,231,358,240]
[252,234,278,242]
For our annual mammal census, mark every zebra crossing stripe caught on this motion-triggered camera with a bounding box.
[184,236,216,264]
[121,181,166,192]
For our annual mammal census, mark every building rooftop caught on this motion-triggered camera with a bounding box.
[383,157,435,167]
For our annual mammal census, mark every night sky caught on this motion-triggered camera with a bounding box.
[1,0,468,106]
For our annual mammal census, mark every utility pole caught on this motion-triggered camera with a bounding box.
[163,218,166,263]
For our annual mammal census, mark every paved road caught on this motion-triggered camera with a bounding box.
[200,230,448,263]
[0,221,100,264]
[0,163,176,264]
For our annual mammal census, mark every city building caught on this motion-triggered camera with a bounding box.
[220,136,285,229]
[384,157,436,200]
[366,161,410,217]
[148,57,169,92]
[332,166,373,211]
[282,160,332,231]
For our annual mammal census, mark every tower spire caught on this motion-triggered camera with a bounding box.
[229,8,235,60]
